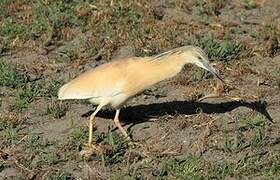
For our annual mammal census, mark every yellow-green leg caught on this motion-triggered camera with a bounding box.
[113,109,130,140]
[80,102,106,157]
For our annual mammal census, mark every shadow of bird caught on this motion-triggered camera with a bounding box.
[83,100,273,126]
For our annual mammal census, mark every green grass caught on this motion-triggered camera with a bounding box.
[4,127,126,176]
[10,83,42,110]
[64,127,129,165]
[58,127,91,159]
[100,129,129,165]
[0,1,279,179]
[243,0,258,9]
[222,131,244,153]
[0,19,27,38]
[110,1,142,23]
[43,80,63,98]
[31,0,81,44]
[188,33,245,61]
[0,124,20,144]
[0,114,23,146]
[109,115,275,179]
[240,115,266,128]
[0,113,22,130]
[193,0,225,16]
[60,44,80,60]
[0,40,9,56]
[111,151,280,179]
[46,100,68,119]
[0,61,28,88]
[23,135,58,169]
[221,115,269,154]
[0,7,9,18]
[16,134,75,171]
[25,135,50,153]
[250,127,269,148]
[47,170,73,180]
[168,156,204,179]
[0,0,13,3]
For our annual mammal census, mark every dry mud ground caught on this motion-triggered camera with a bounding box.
[0,0,280,179]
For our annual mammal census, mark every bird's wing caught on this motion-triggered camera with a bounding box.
[58,61,128,100]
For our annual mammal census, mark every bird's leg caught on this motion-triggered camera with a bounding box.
[88,103,104,147]
[80,102,106,157]
[113,110,143,148]
[87,112,96,147]
[113,109,130,140]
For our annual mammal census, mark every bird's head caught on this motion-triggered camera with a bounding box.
[184,46,224,83]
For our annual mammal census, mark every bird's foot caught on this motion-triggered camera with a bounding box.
[79,143,101,158]
[127,138,143,148]
[120,133,142,148]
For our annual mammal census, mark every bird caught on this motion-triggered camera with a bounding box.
[58,46,224,155]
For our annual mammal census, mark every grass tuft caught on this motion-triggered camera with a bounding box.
[194,0,225,16]
[169,156,204,179]
[189,33,245,61]
[0,19,26,38]
[240,115,266,128]
[222,131,244,153]
[10,83,42,110]
[31,0,81,43]
[47,170,73,180]
[103,130,128,164]
[46,100,68,119]
[43,80,63,98]
[0,61,28,88]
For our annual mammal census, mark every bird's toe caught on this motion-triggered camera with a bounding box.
[79,144,101,158]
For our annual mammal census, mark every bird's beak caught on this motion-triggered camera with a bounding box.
[202,62,225,84]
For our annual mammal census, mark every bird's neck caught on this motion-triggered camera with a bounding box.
[154,54,187,79]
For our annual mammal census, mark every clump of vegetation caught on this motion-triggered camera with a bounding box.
[240,115,266,128]
[189,33,245,61]
[168,156,204,179]
[0,124,20,145]
[222,115,269,154]
[0,114,24,146]
[64,127,89,154]
[243,115,269,149]
[87,1,145,59]
[43,80,63,98]
[243,0,259,9]
[111,151,280,179]
[17,83,42,102]
[222,131,245,153]
[0,19,26,39]
[25,135,51,154]
[0,113,23,130]
[46,100,68,119]
[193,0,225,16]
[0,61,28,88]
[31,0,82,44]
[10,83,42,110]
[47,170,73,180]
[99,129,129,165]
[0,39,9,56]
[63,127,129,165]
[60,44,80,60]
[15,135,64,171]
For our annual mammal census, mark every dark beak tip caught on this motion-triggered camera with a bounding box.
[217,75,226,84]
[213,72,225,84]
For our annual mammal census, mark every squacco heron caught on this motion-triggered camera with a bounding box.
[58,46,223,153]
